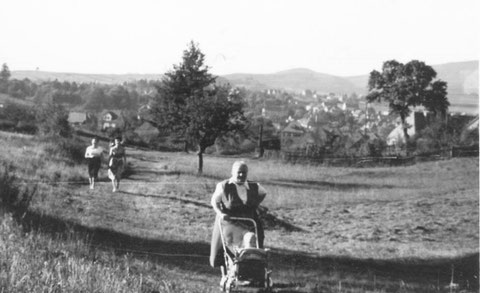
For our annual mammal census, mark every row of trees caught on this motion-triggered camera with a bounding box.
[0,63,158,110]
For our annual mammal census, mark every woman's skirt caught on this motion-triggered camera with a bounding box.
[108,157,124,180]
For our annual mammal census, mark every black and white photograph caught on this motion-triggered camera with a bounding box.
[0,0,478,292]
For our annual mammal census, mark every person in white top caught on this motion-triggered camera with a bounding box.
[209,161,267,282]
[84,137,104,189]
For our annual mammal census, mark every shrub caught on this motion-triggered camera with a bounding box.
[0,119,15,131]
[123,130,148,148]
[0,163,36,218]
[0,102,37,134]
[103,127,123,140]
[15,120,37,134]
[41,137,85,164]
[35,102,72,138]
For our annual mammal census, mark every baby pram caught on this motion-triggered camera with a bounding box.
[219,217,273,292]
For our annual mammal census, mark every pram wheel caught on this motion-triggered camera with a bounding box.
[224,279,233,293]
[220,278,227,292]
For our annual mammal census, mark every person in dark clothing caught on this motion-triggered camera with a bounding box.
[209,161,267,284]
[108,137,126,192]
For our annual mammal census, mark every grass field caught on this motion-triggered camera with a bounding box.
[1,131,478,292]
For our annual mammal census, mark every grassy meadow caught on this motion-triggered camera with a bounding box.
[0,130,478,292]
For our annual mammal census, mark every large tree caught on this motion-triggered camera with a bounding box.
[150,41,246,173]
[0,63,11,93]
[0,63,11,82]
[366,60,449,140]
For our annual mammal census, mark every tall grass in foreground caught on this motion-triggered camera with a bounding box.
[0,150,149,292]
[1,214,157,293]
[0,155,213,293]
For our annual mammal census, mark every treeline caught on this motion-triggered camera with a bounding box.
[0,64,321,124]
[0,63,159,110]
[1,79,158,111]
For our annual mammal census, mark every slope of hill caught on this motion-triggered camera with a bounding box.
[223,68,359,93]
[344,61,479,95]
[224,61,478,97]
[433,61,479,95]
[12,61,477,95]
[0,93,34,106]
[224,61,478,114]
[11,70,164,84]
[1,130,478,293]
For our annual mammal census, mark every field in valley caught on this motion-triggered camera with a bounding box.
[0,131,478,292]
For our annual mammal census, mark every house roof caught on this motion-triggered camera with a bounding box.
[137,104,155,121]
[465,115,479,131]
[282,121,305,134]
[68,112,87,124]
[101,110,122,120]
[386,125,414,145]
[134,121,160,135]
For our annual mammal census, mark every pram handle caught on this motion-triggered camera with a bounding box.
[218,216,260,249]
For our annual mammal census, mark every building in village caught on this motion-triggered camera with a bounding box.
[100,110,124,131]
[67,111,88,126]
[280,120,306,149]
[386,111,430,146]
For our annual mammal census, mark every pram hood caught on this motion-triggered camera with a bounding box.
[221,218,259,250]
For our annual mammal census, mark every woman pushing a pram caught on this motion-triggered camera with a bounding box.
[210,161,271,291]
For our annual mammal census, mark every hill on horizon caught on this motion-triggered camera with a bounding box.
[223,68,360,94]
[11,60,478,91]
[11,71,164,84]
[10,60,478,114]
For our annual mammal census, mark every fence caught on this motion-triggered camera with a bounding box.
[263,144,478,167]
[451,145,479,157]
[263,151,415,167]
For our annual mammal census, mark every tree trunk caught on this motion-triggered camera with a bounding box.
[401,115,409,141]
[184,140,189,153]
[401,114,409,156]
[197,146,205,174]
[257,123,264,158]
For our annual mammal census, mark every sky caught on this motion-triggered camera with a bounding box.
[1,0,478,77]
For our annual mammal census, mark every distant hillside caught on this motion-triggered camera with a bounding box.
[432,61,479,114]
[432,61,479,95]
[346,60,478,91]
[224,61,478,95]
[10,60,478,114]
[12,61,477,94]
[223,61,478,114]
[223,68,359,93]
[11,71,164,84]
